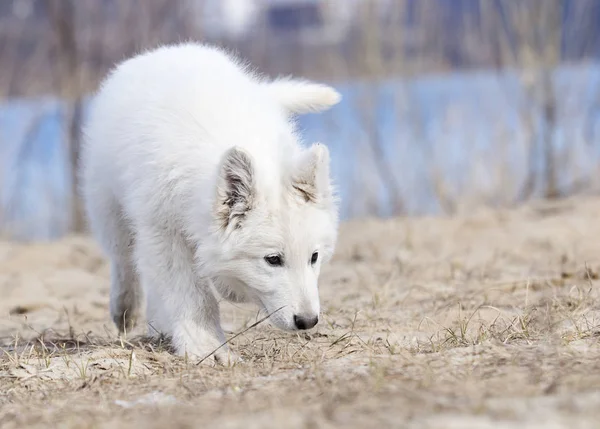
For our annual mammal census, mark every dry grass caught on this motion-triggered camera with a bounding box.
[2,196,600,428]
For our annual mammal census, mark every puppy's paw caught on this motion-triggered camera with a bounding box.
[171,324,241,367]
[184,346,242,367]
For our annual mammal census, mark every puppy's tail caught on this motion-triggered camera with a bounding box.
[264,78,341,115]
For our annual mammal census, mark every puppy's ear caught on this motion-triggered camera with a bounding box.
[215,146,255,230]
[291,143,332,203]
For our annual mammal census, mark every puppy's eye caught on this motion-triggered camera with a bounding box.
[264,254,283,267]
[310,251,319,265]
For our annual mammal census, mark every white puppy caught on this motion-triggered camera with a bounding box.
[79,43,341,362]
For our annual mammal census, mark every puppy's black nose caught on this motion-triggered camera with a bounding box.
[294,314,319,330]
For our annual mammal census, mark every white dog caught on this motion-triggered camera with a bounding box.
[79,42,341,363]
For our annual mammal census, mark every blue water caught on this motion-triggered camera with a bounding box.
[2,64,600,240]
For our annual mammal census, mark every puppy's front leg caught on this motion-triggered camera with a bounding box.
[170,279,240,365]
[136,228,237,365]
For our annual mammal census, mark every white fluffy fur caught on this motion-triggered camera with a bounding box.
[79,42,341,363]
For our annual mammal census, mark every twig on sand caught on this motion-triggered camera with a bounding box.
[196,306,285,366]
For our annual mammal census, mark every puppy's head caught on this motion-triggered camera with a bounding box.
[205,142,338,332]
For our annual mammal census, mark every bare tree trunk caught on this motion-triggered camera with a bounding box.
[515,76,538,202]
[541,71,559,198]
[483,0,564,203]
[67,99,85,231]
[355,1,405,215]
[363,91,405,215]
[48,0,85,233]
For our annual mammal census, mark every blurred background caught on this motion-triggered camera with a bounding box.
[1,0,600,241]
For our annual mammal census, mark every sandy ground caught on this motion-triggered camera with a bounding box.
[1,197,600,428]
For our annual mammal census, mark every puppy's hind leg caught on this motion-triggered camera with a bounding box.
[109,226,143,334]
[92,195,143,334]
